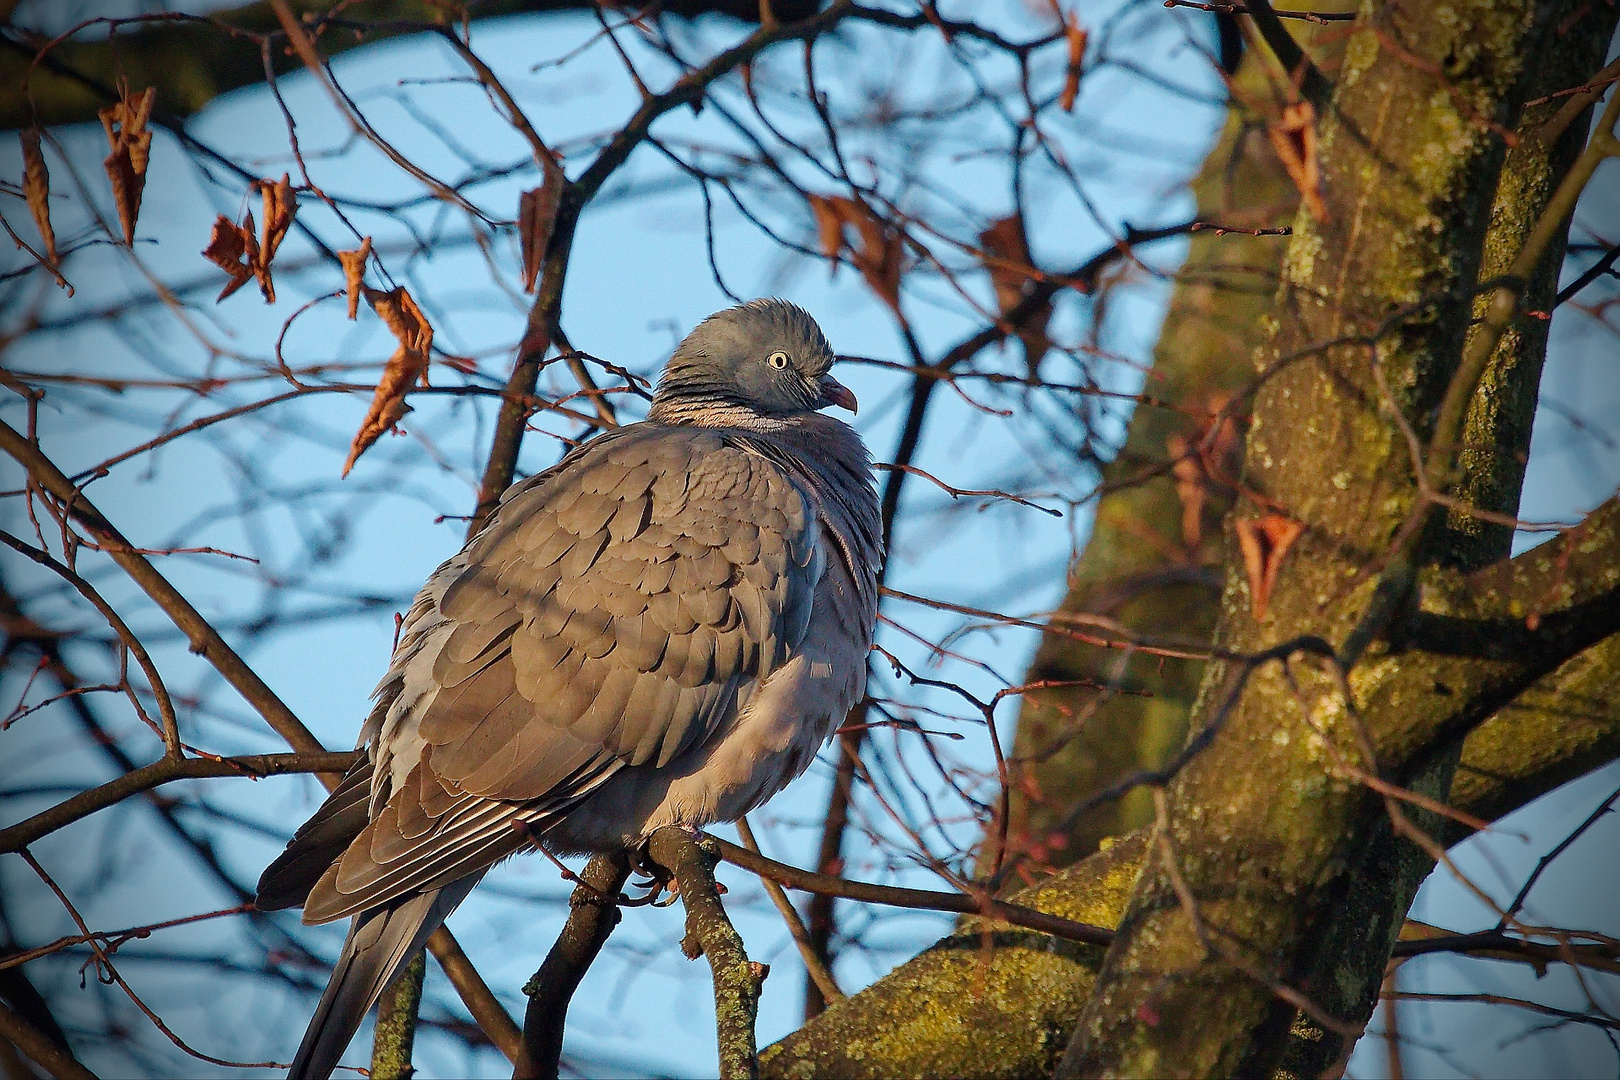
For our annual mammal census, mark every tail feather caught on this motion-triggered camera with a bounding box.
[288,877,478,1080]
[258,759,374,912]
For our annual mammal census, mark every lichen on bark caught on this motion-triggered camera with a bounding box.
[1003,4,1356,873]
[760,833,1146,1079]
[1058,4,1620,1076]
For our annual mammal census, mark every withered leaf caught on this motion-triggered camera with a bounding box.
[519,167,563,294]
[807,194,904,314]
[365,285,433,362]
[1235,513,1304,620]
[808,194,846,267]
[20,128,56,266]
[251,174,297,301]
[342,348,420,477]
[339,237,373,320]
[343,286,435,476]
[1267,100,1326,221]
[201,214,256,301]
[1167,397,1242,550]
[99,86,156,246]
[980,215,1051,374]
[1059,13,1088,112]
[1168,433,1206,550]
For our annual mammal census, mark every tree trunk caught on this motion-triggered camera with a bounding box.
[767,3,1620,1075]
[1059,3,1616,1075]
[1003,4,1348,873]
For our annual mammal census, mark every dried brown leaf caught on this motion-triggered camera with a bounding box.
[1167,433,1206,550]
[807,194,846,268]
[1166,395,1244,550]
[20,128,56,265]
[342,346,421,477]
[1267,100,1326,221]
[365,285,434,366]
[99,86,156,245]
[851,211,903,314]
[807,194,904,313]
[1059,13,1087,112]
[343,286,435,475]
[201,214,255,301]
[339,237,372,320]
[1235,513,1304,619]
[981,215,1051,373]
[519,169,563,294]
[250,173,297,301]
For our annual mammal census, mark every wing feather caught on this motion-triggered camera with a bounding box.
[290,426,825,922]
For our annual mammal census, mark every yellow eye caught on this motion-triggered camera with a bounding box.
[767,351,790,370]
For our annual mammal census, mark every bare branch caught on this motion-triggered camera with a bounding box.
[647,828,764,1080]
[514,852,631,1080]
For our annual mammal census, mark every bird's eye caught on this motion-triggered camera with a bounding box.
[767,351,790,370]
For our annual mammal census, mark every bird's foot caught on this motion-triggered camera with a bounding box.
[623,839,676,906]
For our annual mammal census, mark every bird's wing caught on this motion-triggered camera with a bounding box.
[298,425,822,923]
[255,755,373,912]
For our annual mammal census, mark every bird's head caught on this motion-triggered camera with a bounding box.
[649,299,858,422]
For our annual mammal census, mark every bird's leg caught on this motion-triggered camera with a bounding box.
[622,835,678,906]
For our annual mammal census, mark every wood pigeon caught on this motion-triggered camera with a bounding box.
[256,298,883,1077]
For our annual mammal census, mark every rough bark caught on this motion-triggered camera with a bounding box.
[370,953,426,1080]
[1252,17,1617,1074]
[646,829,767,1080]
[1059,4,1618,1076]
[760,833,1148,1080]
[1449,633,1620,834]
[766,3,1620,1075]
[0,0,817,131]
[515,853,632,1080]
[1004,2,1349,872]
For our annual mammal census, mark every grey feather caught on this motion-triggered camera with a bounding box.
[256,299,882,1078]
[285,878,477,1080]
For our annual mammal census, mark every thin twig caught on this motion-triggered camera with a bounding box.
[710,834,1113,947]
[736,818,843,1005]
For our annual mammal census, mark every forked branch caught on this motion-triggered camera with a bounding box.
[647,828,766,1080]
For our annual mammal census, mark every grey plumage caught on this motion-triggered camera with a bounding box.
[256,299,882,1078]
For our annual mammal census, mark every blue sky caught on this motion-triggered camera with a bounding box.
[1,3,1618,1076]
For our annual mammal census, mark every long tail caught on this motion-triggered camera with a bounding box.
[288,878,477,1079]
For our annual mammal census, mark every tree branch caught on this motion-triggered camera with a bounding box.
[712,835,1113,947]
[735,818,842,1005]
[0,0,820,130]
[1243,0,1334,108]
[0,751,361,854]
[1448,631,1620,835]
[370,953,425,1080]
[0,1000,95,1080]
[514,852,631,1080]
[647,829,763,1080]
[0,418,330,761]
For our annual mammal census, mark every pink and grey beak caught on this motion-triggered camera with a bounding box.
[819,374,859,414]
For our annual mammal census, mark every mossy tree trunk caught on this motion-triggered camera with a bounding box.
[1059,2,1616,1075]
[1004,5,1349,873]
[767,3,1620,1076]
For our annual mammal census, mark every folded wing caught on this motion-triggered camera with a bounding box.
[264,427,823,924]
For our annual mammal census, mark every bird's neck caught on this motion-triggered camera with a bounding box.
[646,395,793,432]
